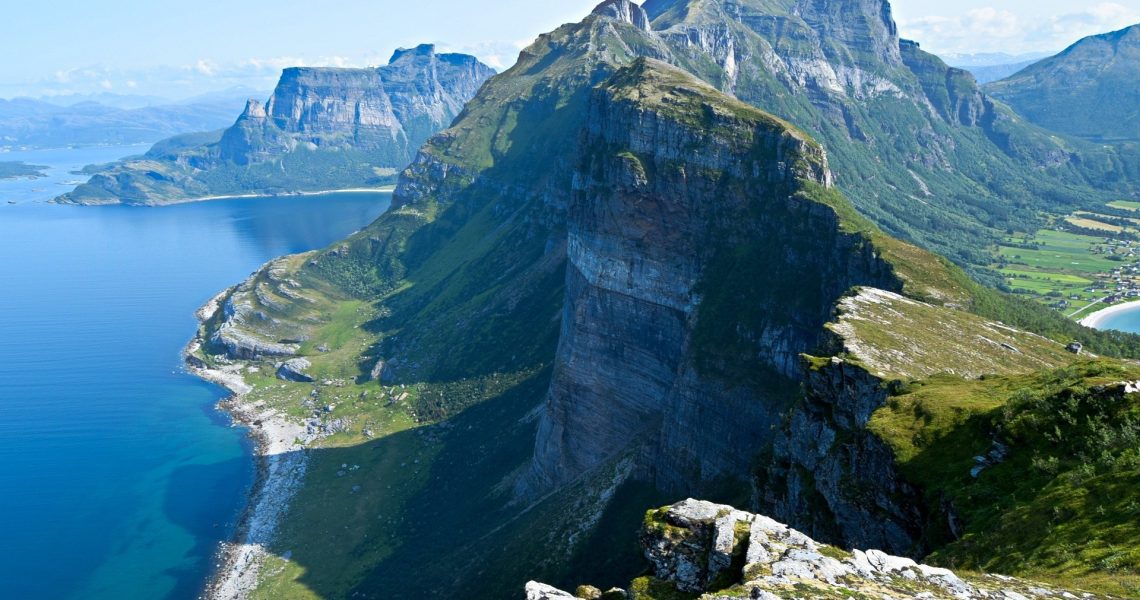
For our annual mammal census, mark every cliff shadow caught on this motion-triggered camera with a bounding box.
[172,366,668,599]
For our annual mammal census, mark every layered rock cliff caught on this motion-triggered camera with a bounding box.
[55,45,494,205]
[521,58,902,498]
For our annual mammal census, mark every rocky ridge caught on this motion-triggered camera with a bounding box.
[527,499,1114,599]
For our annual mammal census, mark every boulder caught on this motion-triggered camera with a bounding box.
[528,500,1113,600]
[525,581,576,600]
[276,358,314,382]
[370,359,393,382]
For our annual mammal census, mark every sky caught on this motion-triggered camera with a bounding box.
[0,0,1137,100]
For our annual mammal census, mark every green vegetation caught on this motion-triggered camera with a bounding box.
[792,185,1140,361]
[628,576,698,600]
[192,59,646,599]
[1109,200,1140,212]
[60,146,400,205]
[868,361,1140,596]
[988,210,1140,325]
[828,289,1077,380]
[994,229,1117,309]
[0,160,47,179]
[688,6,1135,282]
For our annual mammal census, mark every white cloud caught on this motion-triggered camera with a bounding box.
[194,59,218,76]
[963,7,1022,38]
[243,56,307,71]
[4,42,520,100]
[899,8,1023,54]
[899,2,1140,55]
[1038,2,1140,47]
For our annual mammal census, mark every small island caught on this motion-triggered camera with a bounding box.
[0,160,48,180]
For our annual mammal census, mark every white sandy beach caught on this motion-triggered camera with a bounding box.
[153,186,396,206]
[1079,299,1140,329]
[51,185,396,206]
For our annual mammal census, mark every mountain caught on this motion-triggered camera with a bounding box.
[956,59,1040,84]
[941,51,1050,83]
[941,51,1052,67]
[54,45,495,205]
[183,2,1140,598]
[638,0,1135,274]
[0,93,251,149]
[34,92,176,109]
[986,24,1140,142]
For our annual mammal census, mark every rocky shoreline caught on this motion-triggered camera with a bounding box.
[185,290,318,600]
[55,185,396,207]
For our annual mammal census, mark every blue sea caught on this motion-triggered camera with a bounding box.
[1089,305,1140,334]
[0,145,390,599]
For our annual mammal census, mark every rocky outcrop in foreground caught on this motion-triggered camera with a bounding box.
[528,499,1110,600]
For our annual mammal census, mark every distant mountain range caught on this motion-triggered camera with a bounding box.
[940,51,1053,67]
[0,90,263,149]
[955,59,1042,84]
[55,45,495,205]
[986,24,1140,141]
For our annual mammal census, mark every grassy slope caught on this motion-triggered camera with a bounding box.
[868,361,1140,596]
[799,182,1140,360]
[827,288,1076,381]
[205,45,973,597]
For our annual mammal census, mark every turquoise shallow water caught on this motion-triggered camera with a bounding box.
[0,146,389,599]
[1089,305,1140,334]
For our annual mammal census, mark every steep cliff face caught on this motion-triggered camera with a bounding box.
[592,0,653,31]
[522,59,902,497]
[900,40,988,128]
[55,45,494,205]
[221,45,490,164]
